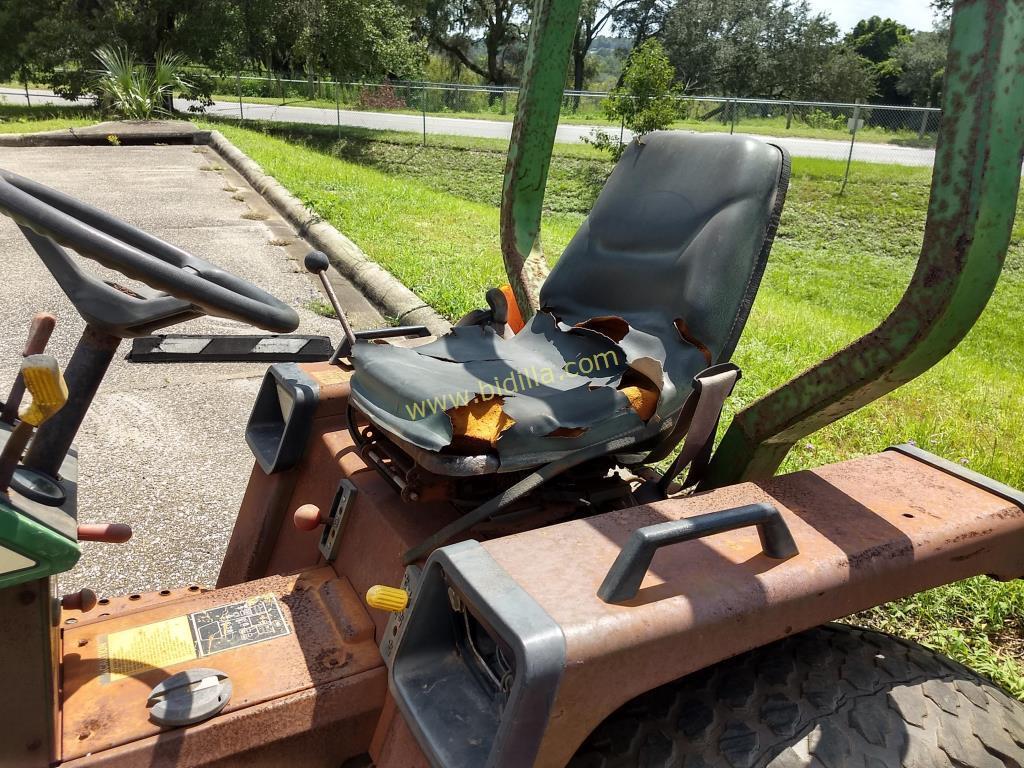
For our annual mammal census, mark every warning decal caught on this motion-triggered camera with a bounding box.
[189,594,291,656]
[100,594,290,683]
[101,615,198,682]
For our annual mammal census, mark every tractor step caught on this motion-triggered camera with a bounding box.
[127,334,334,363]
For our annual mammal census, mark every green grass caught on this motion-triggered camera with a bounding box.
[0,103,96,133]
[205,119,1024,696]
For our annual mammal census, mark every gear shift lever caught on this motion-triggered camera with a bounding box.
[303,251,357,362]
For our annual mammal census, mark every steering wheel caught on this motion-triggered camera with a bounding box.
[0,169,299,337]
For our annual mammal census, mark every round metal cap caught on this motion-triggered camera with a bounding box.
[147,668,232,727]
[10,467,66,506]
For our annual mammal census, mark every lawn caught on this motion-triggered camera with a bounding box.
[0,103,95,133]
[205,118,1024,695]
[4,106,1023,696]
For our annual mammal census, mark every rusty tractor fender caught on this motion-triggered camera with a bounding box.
[388,446,1024,768]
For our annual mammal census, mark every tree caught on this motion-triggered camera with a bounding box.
[848,16,911,63]
[812,47,877,103]
[0,0,47,90]
[587,39,679,157]
[420,0,528,86]
[895,30,947,106]
[847,16,911,103]
[612,0,669,47]
[569,0,640,100]
[281,0,423,80]
[659,0,855,100]
[1,0,423,101]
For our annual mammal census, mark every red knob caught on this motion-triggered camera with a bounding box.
[293,504,325,531]
[62,588,98,612]
[77,523,132,543]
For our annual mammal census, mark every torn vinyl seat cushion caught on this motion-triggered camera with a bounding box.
[350,132,791,474]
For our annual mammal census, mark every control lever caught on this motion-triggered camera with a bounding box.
[0,355,68,491]
[77,523,133,543]
[303,251,357,363]
[1,313,57,424]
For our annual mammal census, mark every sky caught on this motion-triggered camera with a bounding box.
[806,0,938,34]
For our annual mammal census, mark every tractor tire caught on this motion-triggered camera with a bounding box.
[569,623,1024,768]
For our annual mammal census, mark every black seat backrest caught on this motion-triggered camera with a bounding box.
[540,132,789,364]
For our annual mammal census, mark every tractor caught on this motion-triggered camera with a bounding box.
[1,0,1023,765]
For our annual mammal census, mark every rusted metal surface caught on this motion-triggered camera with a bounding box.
[260,421,377,579]
[61,584,212,629]
[218,362,354,587]
[702,0,1024,487]
[370,697,431,768]
[61,568,382,763]
[0,578,58,767]
[61,668,386,768]
[330,467,462,638]
[217,463,300,587]
[480,450,1024,766]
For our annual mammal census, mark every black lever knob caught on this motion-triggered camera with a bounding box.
[304,250,330,274]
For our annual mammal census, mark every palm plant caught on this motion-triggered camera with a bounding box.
[93,46,192,120]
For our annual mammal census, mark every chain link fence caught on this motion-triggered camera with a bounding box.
[2,67,942,184]
[189,71,940,172]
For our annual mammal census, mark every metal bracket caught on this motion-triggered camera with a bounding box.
[379,564,422,668]
[333,325,430,362]
[319,478,356,563]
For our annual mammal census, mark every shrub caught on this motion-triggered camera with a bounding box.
[93,46,194,119]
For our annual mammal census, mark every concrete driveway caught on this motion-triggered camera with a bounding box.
[0,143,379,597]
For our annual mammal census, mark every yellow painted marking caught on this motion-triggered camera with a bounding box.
[103,616,197,682]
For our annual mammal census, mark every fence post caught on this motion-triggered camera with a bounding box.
[236,70,243,119]
[422,85,428,147]
[840,100,862,195]
[786,101,793,130]
[22,76,30,108]
[502,88,508,115]
[619,114,625,151]
[336,82,341,139]
[918,101,931,139]
[730,98,737,135]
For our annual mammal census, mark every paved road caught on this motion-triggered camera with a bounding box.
[0,143,379,597]
[3,86,937,167]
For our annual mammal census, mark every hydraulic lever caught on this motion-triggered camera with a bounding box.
[0,354,68,491]
[1,313,56,424]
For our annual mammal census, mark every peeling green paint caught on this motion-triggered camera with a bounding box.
[701,0,1024,488]
[500,0,584,320]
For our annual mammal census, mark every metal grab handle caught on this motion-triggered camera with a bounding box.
[598,502,799,603]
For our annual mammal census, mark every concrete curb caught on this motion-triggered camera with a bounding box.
[0,119,209,147]
[206,130,451,336]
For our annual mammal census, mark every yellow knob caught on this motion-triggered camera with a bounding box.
[365,585,409,612]
[20,354,68,427]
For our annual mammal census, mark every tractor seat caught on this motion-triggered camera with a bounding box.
[350,132,790,474]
